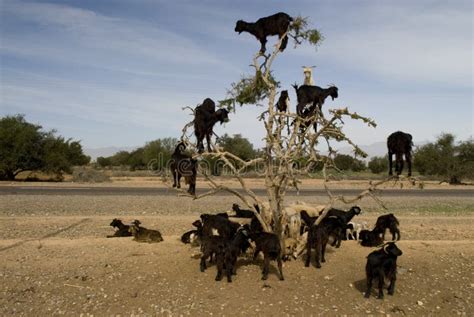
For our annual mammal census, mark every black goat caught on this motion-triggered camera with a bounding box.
[244,224,284,281]
[107,218,132,238]
[235,12,293,53]
[180,220,202,245]
[326,206,361,247]
[374,213,401,241]
[301,211,346,268]
[275,90,291,134]
[200,234,227,276]
[365,242,403,299]
[200,213,240,240]
[194,98,229,153]
[387,131,413,177]
[292,84,339,117]
[359,229,384,247]
[231,203,255,218]
[275,90,289,112]
[170,142,197,195]
[327,206,361,223]
[216,228,251,282]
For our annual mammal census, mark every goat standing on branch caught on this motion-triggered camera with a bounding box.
[292,84,339,117]
[170,141,197,195]
[235,12,293,54]
[302,66,316,85]
[194,98,229,153]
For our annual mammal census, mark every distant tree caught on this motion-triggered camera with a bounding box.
[414,133,474,183]
[368,156,388,174]
[333,154,366,172]
[97,156,112,167]
[0,115,44,180]
[142,138,177,170]
[109,151,131,166]
[41,134,90,179]
[0,114,89,180]
[217,134,256,161]
[96,138,179,171]
[128,148,146,171]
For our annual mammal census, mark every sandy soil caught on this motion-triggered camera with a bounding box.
[1,192,473,316]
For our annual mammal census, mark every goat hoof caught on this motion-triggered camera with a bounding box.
[316,264,321,269]
[388,290,394,296]
[215,276,222,281]
[322,259,326,263]
[261,276,268,281]
[377,295,384,300]
[364,293,370,299]
[279,276,284,281]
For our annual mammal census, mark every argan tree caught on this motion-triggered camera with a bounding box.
[167,15,415,253]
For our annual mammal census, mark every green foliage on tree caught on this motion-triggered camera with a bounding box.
[368,156,388,174]
[333,154,366,172]
[217,134,257,161]
[0,114,90,180]
[414,133,474,183]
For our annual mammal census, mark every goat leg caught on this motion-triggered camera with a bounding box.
[261,256,270,280]
[259,38,267,54]
[304,241,311,267]
[206,133,212,152]
[406,153,412,177]
[200,255,207,272]
[215,255,224,281]
[277,257,284,281]
[365,276,372,298]
[388,152,393,176]
[387,274,397,295]
[315,242,322,268]
[321,240,327,263]
[377,271,385,299]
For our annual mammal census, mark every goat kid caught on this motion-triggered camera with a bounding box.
[365,242,403,299]
[128,220,163,243]
[107,218,132,238]
[244,225,284,281]
[301,211,346,268]
[374,213,401,241]
[216,227,251,282]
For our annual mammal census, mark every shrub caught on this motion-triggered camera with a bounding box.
[72,167,110,183]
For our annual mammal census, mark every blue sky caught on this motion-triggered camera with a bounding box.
[1,0,472,151]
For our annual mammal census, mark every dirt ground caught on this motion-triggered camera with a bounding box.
[1,182,473,316]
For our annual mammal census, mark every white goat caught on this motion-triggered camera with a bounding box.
[346,221,369,240]
[302,66,316,86]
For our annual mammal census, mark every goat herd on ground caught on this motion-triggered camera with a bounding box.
[108,12,415,300]
[108,204,402,299]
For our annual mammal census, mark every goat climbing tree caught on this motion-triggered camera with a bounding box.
[166,16,419,253]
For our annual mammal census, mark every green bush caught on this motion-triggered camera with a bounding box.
[368,156,388,174]
[414,134,473,183]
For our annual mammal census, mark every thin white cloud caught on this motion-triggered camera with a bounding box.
[1,0,240,75]
[288,2,473,87]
